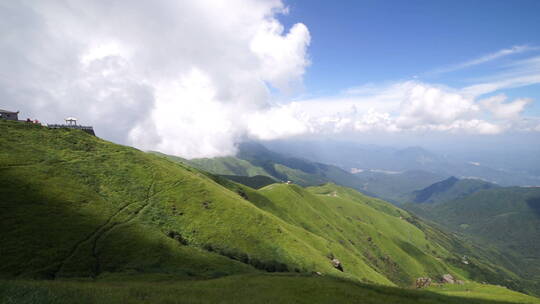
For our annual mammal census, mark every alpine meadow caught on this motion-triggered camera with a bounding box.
[1,1,540,303]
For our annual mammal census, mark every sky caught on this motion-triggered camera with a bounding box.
[1,0,539,158]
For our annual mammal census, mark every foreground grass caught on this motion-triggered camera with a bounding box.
[2,274,539,304]
[427,282,540,304]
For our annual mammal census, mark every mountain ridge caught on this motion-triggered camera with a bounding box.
[1,120,539,302]
[408,177,499,204]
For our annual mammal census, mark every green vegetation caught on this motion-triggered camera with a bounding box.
[427,282,540,304]
[162,142,448,204]
[1,120,538,303]
[351,170,446,204]
[218,174,276,189]
[162,142,362,188]
[405,177,499,204]
[3,274,540,304]
[404,186,540,291]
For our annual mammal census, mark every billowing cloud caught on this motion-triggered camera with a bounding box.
[1,1,538,159]
[397,83,479,128]
[272,81,511,136]
[0,0,310,158]
[480,95,532,120]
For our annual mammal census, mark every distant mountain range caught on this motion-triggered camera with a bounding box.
[350,169,446,203]
[403,181,540,290]
[407,176,499,204]
[153,142,367,190]
[264,140,540,187]
[154,143,452,204]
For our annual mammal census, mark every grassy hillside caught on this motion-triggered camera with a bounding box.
[407,177,499,204]
[403,186,540,295]
[166,143,448,204]
[218,174,276,189]
[404,187,540,260]
[0,120,538,303]
[152,152,272,177]
[352,170,446,203]
[168,142,362,188]
[3,274,540,304]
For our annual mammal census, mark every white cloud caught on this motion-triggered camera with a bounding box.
[1,3,538,158]
[461,55,540,97]
[396,83,479,128]
[251,21,311,92]
[246,103,311,140]
[429,45,538,75]
[463,74,540,97]
[479,95,532,120]
[283,81,501,135]
[0,0,310,158]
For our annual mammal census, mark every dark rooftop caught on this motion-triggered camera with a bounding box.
[0,109,19,114]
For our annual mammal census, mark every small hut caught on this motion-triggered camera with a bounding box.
[65,117,78,126]
[0,109,19,121]
[47,116,96,136]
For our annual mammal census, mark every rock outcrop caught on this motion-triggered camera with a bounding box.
[416,277,432,288]
[331,258,343,272]
[441,274,455,284]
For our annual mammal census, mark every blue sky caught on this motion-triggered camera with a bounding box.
[279,0,540,114]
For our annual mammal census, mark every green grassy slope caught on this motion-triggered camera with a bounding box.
[218,174,277,189]
[1,120,538,303]
[352,170,447,203]
[258,183,454,285]
[260,183,538,290]
[166,143,445,204]
[406,177,499,204]
[427,282,540,304]
[3,122,400,284]
[3,274,540,304]
[170,142,367,189]
[405,187,540,262]
[151,152,272,177]
[0,121,398,285]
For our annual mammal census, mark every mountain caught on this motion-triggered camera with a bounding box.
[218,174,276,189]
[164,142,445,203]
[403,186,540,293]
[173,143,450,204]
[405,187,540,258]
[264,140,540,186]
[351,170,447,204]
[408,177,499,204]
[1,120,539,303]
[164,142,370,192]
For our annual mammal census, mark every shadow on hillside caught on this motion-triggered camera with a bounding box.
[0,168,253,280]
[0,274,533,304]
[526,197,540,217]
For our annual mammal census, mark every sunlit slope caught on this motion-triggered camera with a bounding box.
[245,182,514,287]
[404,186,540,291]
[0,121,389,284]
[427,282,540,304]
[406,177,499,204]
[180,155,272,178]
[163,142,371,189]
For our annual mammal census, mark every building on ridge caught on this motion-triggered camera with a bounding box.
[0,109,19,121]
